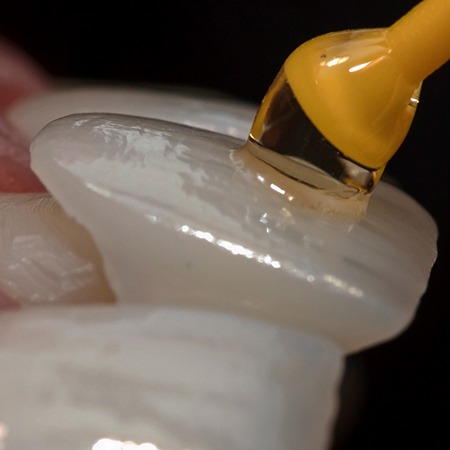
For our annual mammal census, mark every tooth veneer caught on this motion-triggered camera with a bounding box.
[31,113,437,353]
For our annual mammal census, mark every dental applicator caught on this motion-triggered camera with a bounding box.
[248,0,450,196]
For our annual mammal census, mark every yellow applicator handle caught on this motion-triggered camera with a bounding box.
[249,0,450,193]
[388,0,450,84]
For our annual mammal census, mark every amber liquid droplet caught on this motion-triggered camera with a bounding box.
[248,68,382,195]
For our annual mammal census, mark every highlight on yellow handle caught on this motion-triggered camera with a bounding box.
[249,0,450,194]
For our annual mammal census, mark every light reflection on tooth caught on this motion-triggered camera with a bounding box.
[323,274,364,298]
[179,224,282,267]
[31,113,437,352]
[269,182,285,195]
[86,182,113,198]
[179,225,215,243]
[92,438,160,450]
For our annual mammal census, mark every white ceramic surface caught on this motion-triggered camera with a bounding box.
[30,113,438,353]
[0,306,342,450]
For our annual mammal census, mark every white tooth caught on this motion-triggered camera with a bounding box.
[31,113,437,353]
[6,86,256,141]
[0,193,115,305]
[0,306,343,450]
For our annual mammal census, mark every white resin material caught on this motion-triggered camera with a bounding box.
[6,86,256,141]
[0,306,343,450]
[0,193,114,305]
[31,113,438,353]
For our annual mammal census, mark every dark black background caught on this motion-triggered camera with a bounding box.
[1,1,449,449]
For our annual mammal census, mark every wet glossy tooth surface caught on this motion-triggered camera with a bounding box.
[0,193,114,306]
[0,306,342,450]
[7,86,256,141]
[31,113,437,353]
